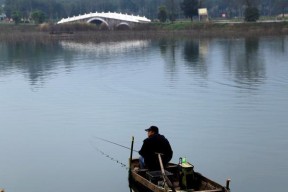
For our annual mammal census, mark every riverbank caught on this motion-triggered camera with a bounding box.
[0,21,288,42]
[148,20,288,36]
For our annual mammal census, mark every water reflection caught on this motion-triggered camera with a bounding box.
[183,40,200,63]
[238,37,265,83]
[158,39,209,82]
[1,37,287,89]
[183,39,209,78]
[265,36,287,53]
[0,41,65,86]
[278,36,287,53]
[60,40,150,56]
[158,39,177,76]
[220,37,266,89]
[0,40,150,87]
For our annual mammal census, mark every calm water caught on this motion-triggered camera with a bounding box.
[0,36,287,192]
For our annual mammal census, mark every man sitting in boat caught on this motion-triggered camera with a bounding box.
[139,126,173,170]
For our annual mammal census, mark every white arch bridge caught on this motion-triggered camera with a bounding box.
[57,12,151,29]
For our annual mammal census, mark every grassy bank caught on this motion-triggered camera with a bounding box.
[1,21,288,42]
[146,21,288,36]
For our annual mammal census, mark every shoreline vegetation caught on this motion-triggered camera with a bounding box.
[0,20,288,42]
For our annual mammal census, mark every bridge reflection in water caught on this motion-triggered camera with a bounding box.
[57,12,151,30]
[60,40,150,56]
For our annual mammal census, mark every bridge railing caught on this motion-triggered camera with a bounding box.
[57,12,151,24]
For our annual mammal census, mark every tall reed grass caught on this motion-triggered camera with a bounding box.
[1,21,288,43]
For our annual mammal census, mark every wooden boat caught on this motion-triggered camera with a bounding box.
[128,137,230,192]
[129,158,230,192]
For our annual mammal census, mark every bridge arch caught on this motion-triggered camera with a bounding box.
[116,22,131,30]
[87,17,109,29]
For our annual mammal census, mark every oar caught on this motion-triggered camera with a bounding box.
[157,153,176,192]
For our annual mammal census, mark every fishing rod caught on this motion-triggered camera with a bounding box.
[94,136,139,152]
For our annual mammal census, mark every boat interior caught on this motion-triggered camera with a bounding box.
[130,159,226,192]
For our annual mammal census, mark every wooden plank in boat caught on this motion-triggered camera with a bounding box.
[131,171,164,192]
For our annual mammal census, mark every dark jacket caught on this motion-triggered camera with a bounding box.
[139,134,173,170]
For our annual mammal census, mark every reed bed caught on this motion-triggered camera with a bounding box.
[0,21,288,43]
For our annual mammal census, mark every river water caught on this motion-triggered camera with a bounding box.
[0,36,287,192]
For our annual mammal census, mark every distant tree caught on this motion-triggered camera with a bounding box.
[5,0,287,22]
[31,10,46,24]
[11,11,21,24]
[0,4,3,15]
[243,0,260,21]
[4,0,13,18]
[244,6,260,21]
[274,0,288,17]
[166,0,175,22]
[158,5,167,22]
[180,0,199,20]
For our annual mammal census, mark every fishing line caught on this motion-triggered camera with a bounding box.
[90,140,129,170]
[94,136,139,152]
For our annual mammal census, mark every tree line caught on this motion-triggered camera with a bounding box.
[1,0,288,23]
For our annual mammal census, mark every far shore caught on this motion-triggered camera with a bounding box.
[0,20,288,42]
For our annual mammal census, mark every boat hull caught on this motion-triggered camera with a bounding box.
[129,158,230,192]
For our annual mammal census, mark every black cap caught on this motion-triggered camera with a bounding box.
[145,126,159,134]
